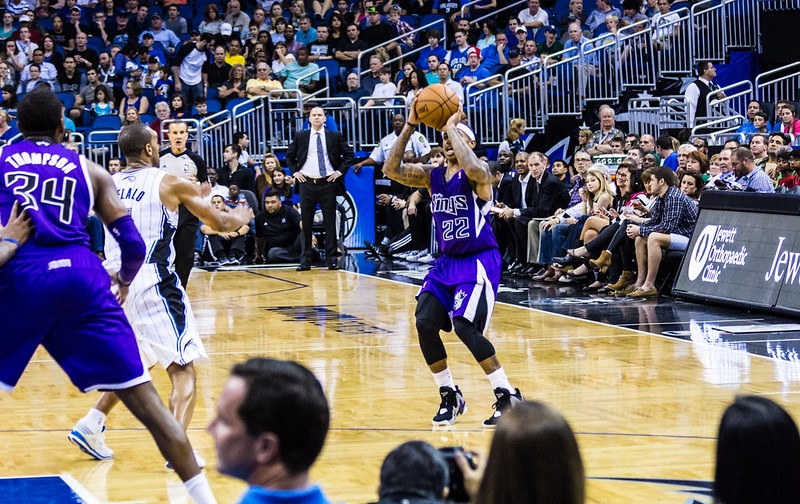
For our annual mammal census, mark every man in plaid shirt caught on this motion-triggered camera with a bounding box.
[388,5,415,54]
[625,165,699,298]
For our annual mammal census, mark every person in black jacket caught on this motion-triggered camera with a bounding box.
[172,33,213,110]
[286,106,355,270]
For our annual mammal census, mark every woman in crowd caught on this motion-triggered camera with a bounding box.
[459,401,585,504]
[199,3,223,35]
[256,152,283,200]
[41,35,63,69]
[476,19,496,50]
[122,107,142,126]
[4,39,24,74]
[0,84,17,112]
[263,169,294,207]
[218,64,248,105]
[170,94,188,119]
[774,103,800,140]
[685,150,709,179]
[90,85,115,119]
[0,61,14,88]
[399,68,427,108]
[679,170,703,202]
[714,396,800,504]
[49,15,75,51]
[117,80,149,118]
[328,12,345,45]
[498,118,526,155]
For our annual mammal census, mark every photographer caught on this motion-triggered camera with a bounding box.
[372,441,449,504]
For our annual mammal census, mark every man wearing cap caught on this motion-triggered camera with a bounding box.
[456,47,492,92]
[224,0,251,39]
[518,0,548,37]
[139,12,180,55]
[107,9,130,46]
[513,26,528,53]
[141,33,167,66]
[444,29,471,76]
[361,6,398,55]
[164,3,188,35]
[536,25,563,60]
[68,6,89,37]
[172,32,213,107]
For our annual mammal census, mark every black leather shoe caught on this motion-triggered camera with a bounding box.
[328,263,340,270]
[512,264,536,277]
[507,262,524,274]
[552,255,579,267]
[296,263,311,271]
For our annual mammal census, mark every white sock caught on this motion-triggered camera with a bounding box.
[432,368,456,390]
[184,472,217,504]
[486,368,513,392]
[83,408,106,431]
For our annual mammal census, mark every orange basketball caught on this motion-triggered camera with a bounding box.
[414,84,461,131]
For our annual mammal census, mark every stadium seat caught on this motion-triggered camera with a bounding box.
[87,36,107,54]
[92,115,121,130]
[206,88,219,100]
[206,99,222,113]
[178,4,193,20]
[225,97,251,114]
[317,59,340,95]
[140,113,155,125]
[141,88,156,115]
[57,92,76,111]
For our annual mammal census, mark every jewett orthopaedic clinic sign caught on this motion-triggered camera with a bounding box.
[675,207,800,313]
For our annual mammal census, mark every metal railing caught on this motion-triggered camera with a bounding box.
[691,115,746,145]
[618,20,656,91]
[653,8,692,77]
[582,34,621,103]
[755,62,800,107]
[504,64,546,132]
[357,97,407,149]
[464,74,505,146]
[318,97,358,150]
[265,91,303,153]
[628,96,662,138]
[725,0,759,50]
[356,19,447,80]
[691,0,727,63]
[542,47,583,118]
[198,110,233,164]
[659,95,690,130]
[703,80,753,125]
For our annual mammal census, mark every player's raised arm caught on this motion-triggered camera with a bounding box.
[163,175,250,233]
[442,108,492,200]
[382,98,435,189]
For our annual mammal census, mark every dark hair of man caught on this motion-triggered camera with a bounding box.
[232,131,247,144]
[650,165,676,187]
[427,28,441,39]
[696,60,711,76]
[211,194,225,203]
[714,396,800,504]
[732,146,754,163]
[656,135,674,151]
[379,441,449,501]
[17,87,63,139]
[226,143,242,156]
[118,122,154,157]
[231,358,329,474]
[263,190,282,200]
[770,132,791,145]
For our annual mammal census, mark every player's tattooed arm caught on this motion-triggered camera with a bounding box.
[443,108,492,200]
[383,100,433,188]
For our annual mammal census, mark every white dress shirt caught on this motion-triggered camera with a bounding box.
[300,127,335,178]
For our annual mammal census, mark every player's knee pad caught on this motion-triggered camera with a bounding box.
[415,293,450,365]
[453,317,495,362]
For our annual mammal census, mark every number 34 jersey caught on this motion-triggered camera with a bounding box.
[0,140,93,256]
[429,165,498,257]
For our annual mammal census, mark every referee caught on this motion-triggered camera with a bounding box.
[159,120,210,287]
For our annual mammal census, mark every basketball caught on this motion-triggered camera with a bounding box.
[414,84,461,131]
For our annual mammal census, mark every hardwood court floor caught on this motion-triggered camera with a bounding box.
[3,266,800,503]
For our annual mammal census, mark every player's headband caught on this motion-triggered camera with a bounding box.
[455,123,475,142]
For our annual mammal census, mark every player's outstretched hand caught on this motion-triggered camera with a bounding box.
[444,101,464,131]
[407,95,420,127]
[1,201,35,246]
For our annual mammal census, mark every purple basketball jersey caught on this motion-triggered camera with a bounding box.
[429,166,498,257]
[0,140,92,257]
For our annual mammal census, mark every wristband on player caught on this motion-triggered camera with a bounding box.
[1,237,19,247]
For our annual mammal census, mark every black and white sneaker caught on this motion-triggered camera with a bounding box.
[483,387,524,427]
[432,386,467,426]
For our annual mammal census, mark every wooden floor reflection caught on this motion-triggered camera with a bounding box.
[3,267,800,503]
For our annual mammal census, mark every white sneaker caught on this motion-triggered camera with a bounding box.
[68,420,114,460]
[407,249,427,262]
[418,253,436,263]
[165,450,206,470]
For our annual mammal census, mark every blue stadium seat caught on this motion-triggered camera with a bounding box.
[87,36,107,54]
[206,99,222,113]
[317,59,340,95]
[225,97,250,114]
[57,92,76,111]
[140,113,155,125]
[141,88,156,115]
[206,87,219,100]
[178,5,193,20]
[92,115,121,130]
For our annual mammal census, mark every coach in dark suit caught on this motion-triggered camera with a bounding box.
[286,106,355,270]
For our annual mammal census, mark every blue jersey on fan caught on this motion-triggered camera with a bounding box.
[429,165,498,257]
[0,140,91,257]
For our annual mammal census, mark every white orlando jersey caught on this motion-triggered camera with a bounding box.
[104,167,179,272]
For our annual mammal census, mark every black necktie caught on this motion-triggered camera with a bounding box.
[316,132,327,177]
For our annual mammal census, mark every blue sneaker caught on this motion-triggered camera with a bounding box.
[68,420,114,460]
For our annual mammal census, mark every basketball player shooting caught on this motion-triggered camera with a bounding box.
[383,98,524,427]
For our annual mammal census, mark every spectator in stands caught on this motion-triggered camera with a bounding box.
[622,0,648,24]
[199,4,223,35]
[282,25,302,58]
[41,35,63,69]
[536,25,563,60]
[586,105,624,156]
[246,61,283,99]
[225,37,246,67]
[749,134,768,168]
[656,135,678,170]
[170,94,188,119]
[519,0,549,38]
[498,118,526,155]
[251,8,270,33]
[121,107,141,126]
[71,67,113,122]
[69,32,99,72]
[400,68,429,107]
[234,131,259,169]
[626,165,698,298]
[736,100,767,137]
[685,60,725,127]
[375,441,449,504]
[327,12,346,46]
[225,0,251,39]
[263,168,294,206]
[0,108,17,142]
[364,66,396,107]
[432,0,468,25]
[457,47,493,92]
[416,29,447,75]
[0,62,13,89]
[295,15,317,48]
[128,4,150,36]
[388,5,414,53]
[201,194,249,265]
[218,63,247,105]
[118,80,149,118]
[558,0,588,40]
[513,26,528,53]
[334,23,368,74]
[775,147,799,189]
[731,146,774,193]
[278,46,320,95]
[139,13,180,57]
[774,103,800,140]
[19,47,55,87]
[587,0,621,35]
[173,33,214,108]
[107,10,130,47]
[445,29,473,76]
[206,166,229,201]
[676,143,696,172]
[254,190,304,264]
[148,100,171,137]
[335,71,368,102]
[361,7,399,56]
[520,39,539,70]
[67,7,88,37]
[679,170,703,201]
[164,4,187,36]
[458,401,585,504]
[0,84,16,112]
[359,54,382,94]
[714,396,800,504]
[307,25,335,62]
[90,85,115,118]
[765,132,790,179]
[0,12,17,41]
[685,150,708,177]
[204,45,231,91]
[13,26,37,70]
[651,0,681,50]
[218,143,257,194]
[690,136,708,157]
[640,133,656,157]
[477,20,496,50]
[16,63,42,93]
[436,61,464,102]
[563,20,597,81]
